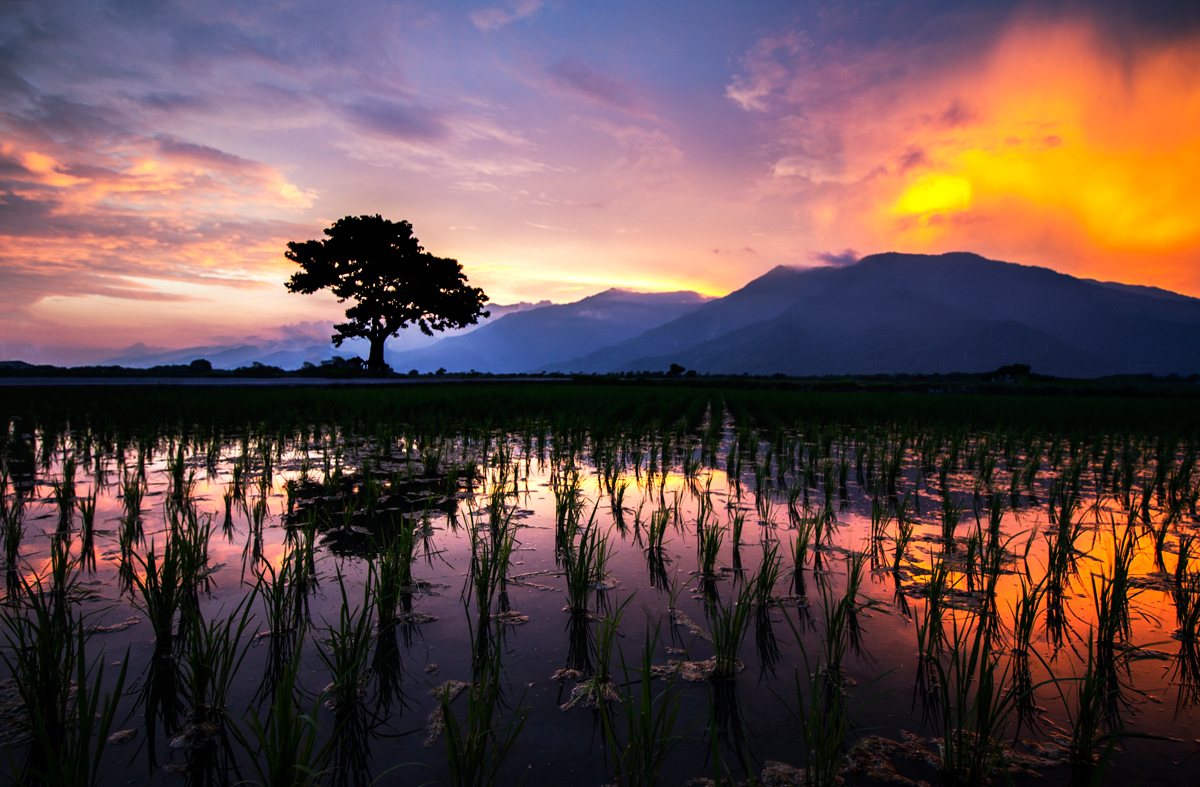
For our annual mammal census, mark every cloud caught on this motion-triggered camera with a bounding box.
[342,98,449,141]
[471,1,542,32]
[730,12,1200,294]
[546,56,642,111]
[810,248,860,267]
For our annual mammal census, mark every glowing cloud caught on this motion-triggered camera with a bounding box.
[877,20,1200,286]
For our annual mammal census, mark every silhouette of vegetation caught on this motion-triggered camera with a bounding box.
[285,215,489,373]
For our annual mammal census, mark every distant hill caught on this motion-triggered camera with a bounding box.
[76,253,1200,377]
[387,289,711,373]
[545,252,1200,377]
[101,300,552,370]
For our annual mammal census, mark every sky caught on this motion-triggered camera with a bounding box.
[1,0,1199,364]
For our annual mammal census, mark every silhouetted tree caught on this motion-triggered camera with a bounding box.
[285,215,489,373]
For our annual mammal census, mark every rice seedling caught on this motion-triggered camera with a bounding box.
[53,452,77,522]
[256,559,302,638]
[916,557,951,662]
[184,594,256,722]
[697,515,723,577]
[730,507,746,548]
[869,496,893,544]
[2,499,24,570]
[893,501,914,572]
[167,443,198,511]
[645,505,670,556]
[611,478,630,523]
[1008,578,1043,731]
[706,579,756,680]
[1088,533,1142,730]
[752,542,782,609]
[131,536,187,655]
[314,574,375,710]
[76,488,97,571]
[565,523,611,615]
[372,516,419,629]
[934,602,1028,787]
[1,570,79,774]
[7,623,129,787]
[233,648,332,787]
[775,639,854,787]
[439,636,529,787]
[941,495,964,552]
[602,628,685,787]
[1031,635,1162,787]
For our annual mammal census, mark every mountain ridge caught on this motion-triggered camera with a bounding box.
[544,252,1200,377]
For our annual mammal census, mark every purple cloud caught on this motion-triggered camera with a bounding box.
[810,248,860,267]
[547,56,641,111]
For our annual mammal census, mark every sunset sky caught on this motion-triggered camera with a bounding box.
[2,1,1199,363]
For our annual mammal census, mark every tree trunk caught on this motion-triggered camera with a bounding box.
[367,333,388,374]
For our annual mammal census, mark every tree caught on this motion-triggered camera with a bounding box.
[285,215,489,373]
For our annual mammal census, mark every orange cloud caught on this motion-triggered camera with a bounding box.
[872,19,1200,291]
[0,132,324,348]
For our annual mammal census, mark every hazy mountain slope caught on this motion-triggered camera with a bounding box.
[552,252,1200,377]
[102,300,551,369]
[538,265,828,372]
[625,290,1115,376]
[387,289,709,373]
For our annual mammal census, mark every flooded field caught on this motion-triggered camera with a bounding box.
[0,384,1198,786]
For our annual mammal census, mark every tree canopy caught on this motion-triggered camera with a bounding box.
[285,215,489,373]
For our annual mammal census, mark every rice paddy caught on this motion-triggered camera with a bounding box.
[0,382,1198,786]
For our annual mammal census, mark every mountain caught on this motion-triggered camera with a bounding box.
[102,300,552,370]
[546,252,1200,377]
[386,289,711,373]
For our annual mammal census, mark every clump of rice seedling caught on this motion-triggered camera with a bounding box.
[564,596,633,711]
[753,542,784,672]
[233,648,331,787]
[790,509,816,592]
[602,628,685,787]
[893,498,914,572]
[372,515,419,629]
[705,580,755,680]
[816,553,867,684]
[1170,537,1200,705]
[645,505,670,557]
[1,562,130,786]
[935,611,1016,786]
[752,542,782,609]
[1034,636,1161,787]
[941,495,964,552]
[562,507,609,615]
[3,500,24,570]
[52,453,77,527]
[730,508,746,548]
[131,536,187,656]
[775,638,858,787]
[184,595,255,723]
[644,505,671,589]
[315,574,375,711]
[76,489,97,572]
[697,516,723,578]
[985,490,1006,537]
[464,500,518,667]
[869,496,893,544]
[440,635,529,787]
[166,443,198,512]
[916,557,951,662]
[254,558,306,658]
[611,479,630,526]
[1008,578,1044,731]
